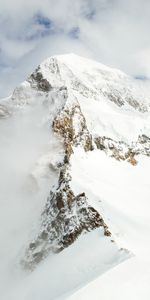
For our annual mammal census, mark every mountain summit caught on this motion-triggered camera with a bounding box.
[0,54,150,299]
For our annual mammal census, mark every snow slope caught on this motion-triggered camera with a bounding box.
[0,53,150,299]
[67,152,150,300]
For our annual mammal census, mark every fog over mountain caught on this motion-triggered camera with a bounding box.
[0,0,150,97]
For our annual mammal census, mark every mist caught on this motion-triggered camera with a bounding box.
[0,90,64,298]
[0,0,150,97]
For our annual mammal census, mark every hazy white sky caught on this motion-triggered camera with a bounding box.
[0,0,150,96]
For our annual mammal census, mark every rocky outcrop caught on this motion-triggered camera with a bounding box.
[23,163,110,270]
[105,91,148,113]
[28,66,52,92]
[94,134,150,165]
[23,97,111,270]
[53,102,93,155]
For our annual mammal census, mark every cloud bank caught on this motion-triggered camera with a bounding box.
[0,0,150,96]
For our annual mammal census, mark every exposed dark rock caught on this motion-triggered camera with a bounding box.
[29,68,52,92]
[59,86,67,91]
[23,165,110,270]
[106,93,124,107]
[138,134,150,144]
[53,102,94,155]
[23,99,112,270]
[103,89,148,113]
[94,134,150,165]
[94,137,106,150]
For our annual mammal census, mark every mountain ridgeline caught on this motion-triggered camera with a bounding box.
[1,54,150,271]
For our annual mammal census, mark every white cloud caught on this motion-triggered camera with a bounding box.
[0,0,150,96]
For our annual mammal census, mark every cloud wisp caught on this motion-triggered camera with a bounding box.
[0,0,150,97]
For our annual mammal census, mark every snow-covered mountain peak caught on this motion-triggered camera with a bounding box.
[30,53,150,112]
[1,54,150,299]
[40,52,125,77]
[8,54,150,268]
[10,53,150,145]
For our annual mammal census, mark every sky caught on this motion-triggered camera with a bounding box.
[0,0,150,97]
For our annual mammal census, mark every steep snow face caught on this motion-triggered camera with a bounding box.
[66,151,150,300]
[39,53,149,113]
[0,53,150,299]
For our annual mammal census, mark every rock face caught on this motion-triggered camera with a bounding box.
[28,66,52,92]
[94,134,150,166]
[23,86,110,270]
[7,54,149,269]
[24,167,110,269]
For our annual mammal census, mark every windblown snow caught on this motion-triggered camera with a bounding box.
[0,53,150,300]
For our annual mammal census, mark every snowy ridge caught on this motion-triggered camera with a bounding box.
[0,53,150,299]
[21,73,117,269]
